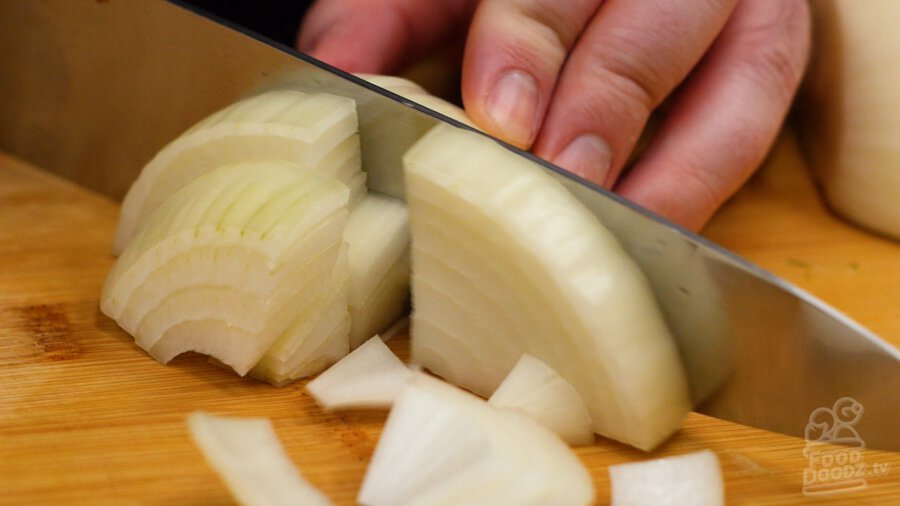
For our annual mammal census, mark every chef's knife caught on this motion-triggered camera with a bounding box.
[0,0,897,450]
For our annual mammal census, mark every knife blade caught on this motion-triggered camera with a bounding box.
[0,0,897,450]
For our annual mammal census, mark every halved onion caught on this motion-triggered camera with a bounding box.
[801,1,900,239]
[608,450,724,506]
[403,124,690,450]
[114,89,363,253]
[357,373,594,506]
[187,412,332,506]
[101,161,349,376]
[306,335,413,410]
[343,193,411,348]
[489,354,594,446]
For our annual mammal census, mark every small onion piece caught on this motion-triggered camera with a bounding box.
[306,335,413,410]
[187,412,332,506]
[114,89,363,254]
[357,373,594,506]
[608,450,724,506]
[489,354,594,446]
[101,161,349,376]
[403,124,690,451]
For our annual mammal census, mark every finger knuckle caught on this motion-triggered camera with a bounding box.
[606,60,667,114]
[563,44,663,135]
[733,0,811,100]
[508,0,598,50]
[674,157,733,216]
[592,33,671,109]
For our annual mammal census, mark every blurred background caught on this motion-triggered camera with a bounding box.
[183,0,313,48]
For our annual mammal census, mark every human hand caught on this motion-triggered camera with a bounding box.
[299,0,810,231]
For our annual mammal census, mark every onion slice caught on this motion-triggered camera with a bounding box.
[114,89,363,254]
[403,124,690,450]
[357,373,594,506]
[101,161,349,375]
[250,244,351,385]
[608,450,724,506]
[489,354,594,446]
[343,193,410,348]
[306,335,413,410]
[187,412,332,506]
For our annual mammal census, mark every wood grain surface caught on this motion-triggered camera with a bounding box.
[2,133,899,505]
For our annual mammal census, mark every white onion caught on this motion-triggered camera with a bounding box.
[114,89,362,253]
[608,450,724,506]
[306,335,413,410]
[489,354,594,446]
[101,161,349,376]
[187,412,332,506]
[357,373,594,506]
[801,1,900,239]
[403,124,690,451]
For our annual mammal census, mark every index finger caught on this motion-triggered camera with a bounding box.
[533,0,737,185]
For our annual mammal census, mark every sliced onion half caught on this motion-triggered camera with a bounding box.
[403,124,690,451]
[489,353,594,446]
[101,161,349,375]
[357,373,594,506]
[187,411,332,506]
[306,335,413,410]
[608,450,724,506]
[114,89,363,253]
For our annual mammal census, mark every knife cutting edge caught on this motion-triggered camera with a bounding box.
[0,0,896,450]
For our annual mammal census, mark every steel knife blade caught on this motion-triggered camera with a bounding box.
[0,0,897,449]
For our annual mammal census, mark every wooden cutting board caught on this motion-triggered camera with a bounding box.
[2,132,898,505]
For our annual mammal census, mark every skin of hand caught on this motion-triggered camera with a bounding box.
[299,0,810,231]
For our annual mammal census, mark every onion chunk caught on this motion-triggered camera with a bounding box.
[358,373,594,506]
[608,450,724,506]
[307,335,413,410]
[187,412,332,506]
[489,353,594,446]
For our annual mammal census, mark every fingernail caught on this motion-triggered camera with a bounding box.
[485,70,539,147]
[553,135,613,185]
